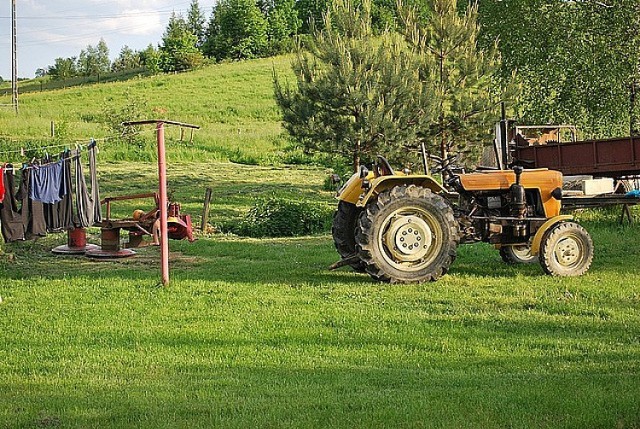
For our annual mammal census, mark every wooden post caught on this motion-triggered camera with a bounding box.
[201,187,213,231]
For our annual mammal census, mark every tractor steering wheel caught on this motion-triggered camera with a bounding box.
[429,154,460,176]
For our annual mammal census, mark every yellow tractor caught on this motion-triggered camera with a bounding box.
[331,155,594,283]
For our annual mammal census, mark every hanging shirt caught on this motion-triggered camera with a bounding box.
[29,160,68,204]
[0,166,4,204]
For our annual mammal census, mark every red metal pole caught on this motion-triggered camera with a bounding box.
[157,121,170,286]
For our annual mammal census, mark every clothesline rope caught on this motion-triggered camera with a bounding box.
[4,153,82,171]
[0,123,193,156]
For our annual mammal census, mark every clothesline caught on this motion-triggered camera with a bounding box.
[1,141,102,242]
[0,141,70,156]
[0,123,192,156]
[4,153,82,172]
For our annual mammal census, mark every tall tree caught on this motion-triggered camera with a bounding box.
[399,0,512,161]
[274,0,434,171]
[140,44,162,74]
[47,57,78,81]
[477,0,640,138]
[265,0,302,54]
[295,0,330,33]
[204,0,268,60]
[78,39,110,76]
[187,0,208,49]
[96,39,111,73]
[160,13,205,72]
[111,45,142,72]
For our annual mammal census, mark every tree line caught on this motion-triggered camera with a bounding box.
[39,0,437,79]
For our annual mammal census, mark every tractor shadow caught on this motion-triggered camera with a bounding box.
[4,235,627,286]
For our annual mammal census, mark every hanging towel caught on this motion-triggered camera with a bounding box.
[17,168,47,239]
[74,141,102,227]
[0,166,5,204]
[0,166,25,242]
[29,159,68,204]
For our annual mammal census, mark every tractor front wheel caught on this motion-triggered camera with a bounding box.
[539,221,593,276]
[356,185,458,283]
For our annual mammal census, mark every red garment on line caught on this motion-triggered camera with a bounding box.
[0,166,5,204]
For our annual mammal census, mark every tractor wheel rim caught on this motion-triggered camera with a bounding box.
[379,207,442,271]
[385,214,432,262]
[554,235,583,267]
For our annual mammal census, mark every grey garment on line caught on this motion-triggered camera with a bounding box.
[44,154,74,233]
[0,166,25,242]
[74,141,102,228]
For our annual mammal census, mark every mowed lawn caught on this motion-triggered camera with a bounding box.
[1,56,640,428]
[1,162,640,428]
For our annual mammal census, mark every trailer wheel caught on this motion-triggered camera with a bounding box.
[332,201,366,272]
[539,222,593,276]
[356,185,458,283]
[500,244,538,264]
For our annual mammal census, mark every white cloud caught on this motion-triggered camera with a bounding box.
[100,10,164,36]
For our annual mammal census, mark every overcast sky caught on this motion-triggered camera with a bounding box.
[0,0,214,79]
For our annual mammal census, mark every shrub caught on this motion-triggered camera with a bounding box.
[228,195,332,237]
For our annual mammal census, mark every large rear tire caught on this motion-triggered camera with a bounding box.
[539,221,593,276]
[356,185,458,283]
[332,201,366,272]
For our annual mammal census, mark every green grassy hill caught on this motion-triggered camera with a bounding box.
[0,57,295,164]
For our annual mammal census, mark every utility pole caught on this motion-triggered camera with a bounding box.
[11,0,19,114]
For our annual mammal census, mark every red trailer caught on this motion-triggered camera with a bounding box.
[513,125,640,178]
[506,124,640,220]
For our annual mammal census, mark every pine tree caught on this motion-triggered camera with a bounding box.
[111,45,142,72]
[265,0,302,55]
[274,0,434,172]
[204,0,268,60]
[140,44,162,74]
[399,0,513,162]
[160,13,205,72]
[187,0,208,49]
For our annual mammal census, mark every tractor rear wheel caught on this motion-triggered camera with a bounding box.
[332,201,366,272]
[356,185,458,283]
[539,221,593,276]
[500,244,538,264]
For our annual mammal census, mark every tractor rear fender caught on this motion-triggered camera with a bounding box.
[337,174,447,207]
[530,215,574,255]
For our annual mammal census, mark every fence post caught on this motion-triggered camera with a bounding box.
[201,188,213,231]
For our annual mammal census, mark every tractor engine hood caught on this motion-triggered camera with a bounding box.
[458,168,563,217]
